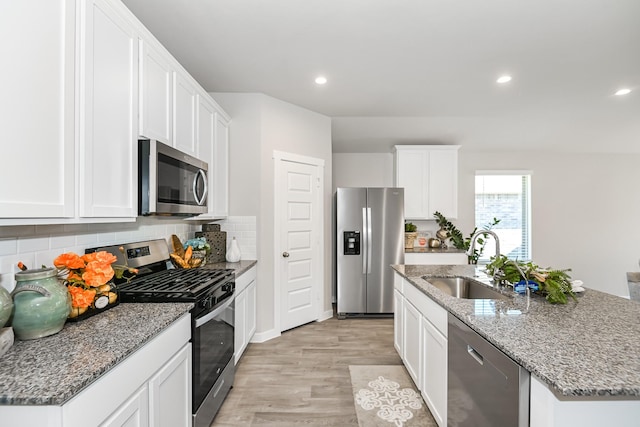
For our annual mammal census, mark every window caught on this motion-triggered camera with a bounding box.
[475,171,531,262]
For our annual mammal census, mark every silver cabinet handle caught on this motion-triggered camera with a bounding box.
[282,252,290,258]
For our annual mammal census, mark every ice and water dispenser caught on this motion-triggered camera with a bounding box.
[343,231,360,255]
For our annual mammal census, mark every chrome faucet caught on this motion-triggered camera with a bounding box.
[466,230,501,282]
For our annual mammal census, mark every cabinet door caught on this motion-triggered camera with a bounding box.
[197,95,216,214]
[0,0,75,219]
[429,149,458,219]
[247,280,257,339]
[139,38,173,143]
[79,0,138,217]
[212,113,230,218]
[148,344,191,427]
[394,289,404,357]
[173,72,198,156]
[100,385,149,427]
[396,149,428,219]
[421,318,447,427]
[234,288,247,365]
[402,299,422,386]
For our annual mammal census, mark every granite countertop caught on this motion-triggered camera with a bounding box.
[0,303,193,405]
[0,261,257,406]
[393,264,640,399]
[203,259,257,277]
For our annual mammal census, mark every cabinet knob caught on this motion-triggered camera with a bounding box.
[282,252,290,258]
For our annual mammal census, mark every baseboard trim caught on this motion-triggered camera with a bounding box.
[251,328,280,343]
[317,309,334,322]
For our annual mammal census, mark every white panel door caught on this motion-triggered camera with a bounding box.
[79,0,138,217]
[0,0,75,219]
[276,155,323,332]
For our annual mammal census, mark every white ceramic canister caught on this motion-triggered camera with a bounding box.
[226,237,241,263]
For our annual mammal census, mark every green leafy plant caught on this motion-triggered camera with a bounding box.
[405,222,417,232]
[433,212,500,264]
[485,255,576,304]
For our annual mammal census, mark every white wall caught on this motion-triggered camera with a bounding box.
[332,153,394,192]
[212,92,333,338]
[333,150,640,297]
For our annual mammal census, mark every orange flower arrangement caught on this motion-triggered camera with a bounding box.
[53,251,137,319]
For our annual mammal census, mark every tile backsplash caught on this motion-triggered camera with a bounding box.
[0,216,257,292]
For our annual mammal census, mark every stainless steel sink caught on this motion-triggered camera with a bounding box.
[421,276,512,300]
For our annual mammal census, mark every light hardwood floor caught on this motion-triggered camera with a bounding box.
[212,316,403,426]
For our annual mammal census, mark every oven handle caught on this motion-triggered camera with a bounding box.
[194,293,235,328]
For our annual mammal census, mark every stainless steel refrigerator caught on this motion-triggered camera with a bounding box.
[336,187,404,317]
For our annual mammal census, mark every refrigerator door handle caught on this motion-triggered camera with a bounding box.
[366,207,372,274]
[362,207,367,274]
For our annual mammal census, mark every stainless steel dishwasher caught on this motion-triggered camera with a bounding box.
[448,313,530,426]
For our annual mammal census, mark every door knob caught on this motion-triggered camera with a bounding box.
[282,252,290,258]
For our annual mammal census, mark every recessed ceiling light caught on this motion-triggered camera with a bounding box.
[615,88,631,96]
[315,76,327,85]
[496,75,512,84]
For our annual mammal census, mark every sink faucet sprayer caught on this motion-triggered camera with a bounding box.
[466,230,501,282]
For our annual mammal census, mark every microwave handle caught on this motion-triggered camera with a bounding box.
[193,169,208,206]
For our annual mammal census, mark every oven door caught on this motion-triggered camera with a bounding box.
[192,294,235,414]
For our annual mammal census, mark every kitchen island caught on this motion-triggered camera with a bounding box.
[393,264,640,426]
[0,302,193,426]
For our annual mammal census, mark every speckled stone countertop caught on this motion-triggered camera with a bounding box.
[0,303,192,405]
[203,259,257,277]
[392,264,640,399]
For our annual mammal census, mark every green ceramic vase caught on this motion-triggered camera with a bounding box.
[0,285,12,328]
[12,268,71,340]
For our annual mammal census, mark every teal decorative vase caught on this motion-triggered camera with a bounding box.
[12,268,71,340]
[0,285,12,328]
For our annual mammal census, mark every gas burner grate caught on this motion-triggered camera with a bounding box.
[118,268,234,302]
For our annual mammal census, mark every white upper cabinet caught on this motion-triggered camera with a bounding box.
[394,145,459,220]
[139,38,173,144]
[212,112,230,218]
[0,0,75,220]
[0,0,231,225]
[78,0,139,218]
[173,72,199,157]
[193,93,230,220]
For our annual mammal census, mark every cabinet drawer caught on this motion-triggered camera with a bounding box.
[403,282,447,337]
[236,265,257,294]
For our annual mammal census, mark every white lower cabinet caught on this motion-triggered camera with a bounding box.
[393,288,404,357]
[394,271,448,427]
[101,385,149,427]
[421,317,448,426]
[234,265,257,364]
[402,300,422,385]
[148,344,191,427]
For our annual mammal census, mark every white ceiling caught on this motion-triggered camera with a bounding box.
[122,0,640,153]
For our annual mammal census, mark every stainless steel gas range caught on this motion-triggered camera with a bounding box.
[86,239,235,427]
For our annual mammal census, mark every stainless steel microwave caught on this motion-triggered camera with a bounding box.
[139,140,208,216]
